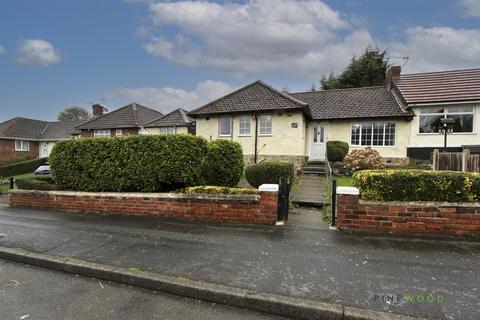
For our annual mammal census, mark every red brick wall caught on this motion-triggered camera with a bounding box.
[337,194,480,236]
[9,190,278,225]
[0,139,39,162]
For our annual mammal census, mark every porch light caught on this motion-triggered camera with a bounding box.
[439,117,455,152]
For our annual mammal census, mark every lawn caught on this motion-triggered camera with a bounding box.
[335,176,353,187]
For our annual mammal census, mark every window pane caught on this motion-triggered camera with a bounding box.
[259,115,272,135]
[219,117,232,136]
[319,127,325,142]
[239,116,251,135]
[372,123,384,146]
[313,127,318,143]
[361,123,372,146]
[15,140,21,150]
[351,124,360,145]
[421,107,444,114]
[160,127,175,134]
[447,106,473,113]
[384,123,396,146]
[419,115,443,133]
[450,114,474,132]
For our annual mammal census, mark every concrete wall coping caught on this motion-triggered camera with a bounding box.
[359,199,480,208]
[10,190,260,202]
[336,186,360,195]
[258,184,279,192]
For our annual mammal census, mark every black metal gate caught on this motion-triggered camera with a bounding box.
[277,176,290,222]
[0,178,13,204]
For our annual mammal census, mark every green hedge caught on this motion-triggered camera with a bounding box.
[16,176,59,191]
[245,161,294,188]
[0,156,36,166]
[202,140,244,187]
[353,169,480,202]
[49,135,244,192]
[326,141,349,162]
[181,186,259,195]
[0,157,48,177]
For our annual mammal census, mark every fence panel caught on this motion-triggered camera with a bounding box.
[433,149,480,173]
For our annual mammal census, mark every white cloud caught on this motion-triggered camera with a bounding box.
[142,0,372,78]
[108,80,233,114]
[461,0,480,17]
[17,39,62,66]
[0,46,6,56]
[388,26,480,73]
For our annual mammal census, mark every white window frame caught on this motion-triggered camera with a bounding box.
[418,105,475,134]
[160,127,175,135]
[93,129,111,138]
[239,115,251,136]
[116,129,123,136]
[350,122,396,147]
[15,140,30,151]
[219,116,232,137]
[258,115,272,136]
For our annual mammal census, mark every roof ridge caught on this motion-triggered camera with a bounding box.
[144,108,178,126]
[255,80,308,106]
[291,85,387,95]
[178,108,190,123]
[401,68,480,77]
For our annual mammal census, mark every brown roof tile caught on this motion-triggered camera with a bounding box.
[145,108,194,127]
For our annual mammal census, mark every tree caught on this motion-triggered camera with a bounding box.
[58,107,90,121]
[321,48,388,90]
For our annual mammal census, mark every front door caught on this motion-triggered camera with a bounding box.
[40,142,49,158]
[310,125,327,160]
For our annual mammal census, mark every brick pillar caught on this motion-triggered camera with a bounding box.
[336,187,360,229]
[258,184,279,225]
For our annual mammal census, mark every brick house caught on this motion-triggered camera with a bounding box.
[75,103,163,137]
[0,117,81,162]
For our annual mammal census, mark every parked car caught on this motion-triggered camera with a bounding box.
[34,165,51,176]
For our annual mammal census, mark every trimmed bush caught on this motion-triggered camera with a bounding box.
[0,157,48,177]
[0,156,36,166]
[181,186,259,195]
[326,141,349,162]
[353,169,480,202]
[50,135,209,192]
[245,161,294,188]
[16,176,59,191]
[203,140,244,187]
[344,147,383,173]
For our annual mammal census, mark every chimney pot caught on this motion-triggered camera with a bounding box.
[92,104,105,117]
[386,66,401,89]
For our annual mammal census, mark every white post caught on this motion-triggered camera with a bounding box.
[432,149,439,171]
[462,149,470,172]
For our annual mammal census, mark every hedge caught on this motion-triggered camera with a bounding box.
[326,141,349,162]
[0,157,48,177]
[202,140,244,187]
[49,135,244,192]
[353,169,480,202]
[0,156,35,166]
[16,176,59,191]
[245,161,294,188]
[181,186,259,195]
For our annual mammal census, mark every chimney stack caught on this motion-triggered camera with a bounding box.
[386,66,401,89]
[92,104,105,117]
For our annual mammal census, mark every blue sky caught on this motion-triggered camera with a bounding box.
[0,0,479,122]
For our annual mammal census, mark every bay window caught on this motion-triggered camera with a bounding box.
[219,116,232,136]
[351,122,396,146]
[419,106,474,133]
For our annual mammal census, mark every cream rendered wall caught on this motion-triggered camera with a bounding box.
[310,119,411,158]
[146,126,190,135]
[195,112,306,156]
[39,141,57,157]
[408,103,480,148]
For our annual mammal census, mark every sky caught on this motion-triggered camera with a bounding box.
[0,0,479,122]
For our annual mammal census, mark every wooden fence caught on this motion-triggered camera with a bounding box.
[432,149,480,173]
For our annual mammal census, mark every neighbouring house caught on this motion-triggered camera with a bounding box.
[189,76,413,168]
[75,103,163,137]
[144,108,195,135]
[0,117,81,161]
[393,68,480,160]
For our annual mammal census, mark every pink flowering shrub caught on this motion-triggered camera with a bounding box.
[344,147,383,173]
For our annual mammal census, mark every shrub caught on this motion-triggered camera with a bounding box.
[0,157,48,177]
[181,186,259,195]
[49,135,209,192]
[202,140,244,187]
[344,147,383,173]
[0,156,35,166]
[16,176,59,191]
[245,161,294,188]
[326,141,349,162]
[353,169,480,202]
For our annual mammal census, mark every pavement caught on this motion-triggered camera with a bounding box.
[0,207,479,319]
[291,175,326,207]
[0,259,286,320]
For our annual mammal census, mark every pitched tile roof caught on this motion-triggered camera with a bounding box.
[396,68,480,105]
[0,117,81,140]
[145,108,194,127]
[289,86,412,120]
[188,80,309,117]
[76,103,163,130]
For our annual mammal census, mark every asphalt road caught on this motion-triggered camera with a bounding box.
[0,207,479,319]
[0,259,286,320]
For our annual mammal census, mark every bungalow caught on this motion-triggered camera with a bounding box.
[75,103,163,137]
[0,117,81,161]
[144,108,195,135]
